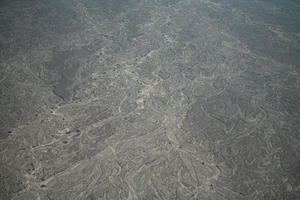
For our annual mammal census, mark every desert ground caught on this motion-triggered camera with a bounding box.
[0,0,300,199]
